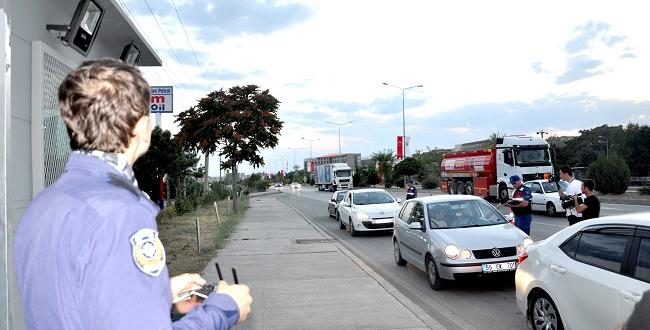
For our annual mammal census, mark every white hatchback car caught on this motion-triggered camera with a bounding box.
[337,189,401,236]
[523,180,567,217]
[516,214,650,330]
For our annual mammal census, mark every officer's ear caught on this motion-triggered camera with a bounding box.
[132,115,153,145]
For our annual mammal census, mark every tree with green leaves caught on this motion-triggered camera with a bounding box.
[134,127,199,201]
[394,157,423,179]
[372,150,396,188]
[175,85,283,212]
[588,152,631,194]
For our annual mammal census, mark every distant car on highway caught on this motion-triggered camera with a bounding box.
[523,179,566,217]
[515,213,650,330]
[273,183,283,191]
[393,195,532,290]
[337,189,401,236]
[328,190,348,218]
[290,182,302,190]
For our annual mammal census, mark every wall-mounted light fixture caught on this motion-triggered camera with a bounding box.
[120,41,141,66]
[46,0,104,56]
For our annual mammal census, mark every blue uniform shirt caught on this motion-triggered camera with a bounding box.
[406,186,417,200]
[14,152,239,329]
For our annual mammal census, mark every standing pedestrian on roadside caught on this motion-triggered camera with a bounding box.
[559,166,583,225]
[406,180,418,200]
[574,179,600,220]
[506,175,533,235]
[13,58,252,330]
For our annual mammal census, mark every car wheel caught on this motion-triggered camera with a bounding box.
[338,213,345,229]
[465,181,474,196]
[393,239,407,266]
[530,292,564,330]
[448,181,456,194]
[499,183,509,202]
[546,202,557,217]
[425,255,444,290]
[456,181,465,195]
[349,218,359,237]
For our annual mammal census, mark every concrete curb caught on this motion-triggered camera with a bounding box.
[277,197,448,330]
[248,190,282,197]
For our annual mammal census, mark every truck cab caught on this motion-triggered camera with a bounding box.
[441,136,553,201]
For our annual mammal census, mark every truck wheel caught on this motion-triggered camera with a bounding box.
[456,181,465,195]
[465,181,474,196]
[447,181,454,194]
[499,184,509,202]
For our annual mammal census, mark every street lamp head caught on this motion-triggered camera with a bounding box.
[382,82,388,85]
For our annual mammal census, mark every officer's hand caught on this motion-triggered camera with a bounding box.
[170,273,205,303]
[217,280,253,324]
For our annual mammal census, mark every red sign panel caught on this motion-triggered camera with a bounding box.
[310,161,315,173]
[397,136,404,160]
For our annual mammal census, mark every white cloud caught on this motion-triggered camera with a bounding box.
[126,0,650,174]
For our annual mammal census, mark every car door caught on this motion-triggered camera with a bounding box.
[618,228,650,322]
[552,227,635,330]
[406,202,427,269]
[396,202,415,261]
[339,192,352,221]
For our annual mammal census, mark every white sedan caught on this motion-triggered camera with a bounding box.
[515,213,650,330]
[523,180,566,217]
[290,182,302,190]
[337,189,401,236]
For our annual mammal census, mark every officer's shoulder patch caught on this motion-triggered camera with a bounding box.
[129,228,166,277]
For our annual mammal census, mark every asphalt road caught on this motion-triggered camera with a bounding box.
[275,187,650,330]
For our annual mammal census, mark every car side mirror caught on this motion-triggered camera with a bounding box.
[396,198,402,204]
[342,202,351,207]
[409,222,423,230]
[331,198,336,202]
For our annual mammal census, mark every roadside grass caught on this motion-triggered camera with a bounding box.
[158,197,250,276]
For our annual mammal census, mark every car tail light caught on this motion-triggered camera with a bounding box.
[517,252,528,264]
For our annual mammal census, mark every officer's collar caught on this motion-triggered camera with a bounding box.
[73,150,138,187]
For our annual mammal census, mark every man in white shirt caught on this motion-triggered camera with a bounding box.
[559,166,583,225]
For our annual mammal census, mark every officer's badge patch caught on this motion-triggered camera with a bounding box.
[130,228,166,277]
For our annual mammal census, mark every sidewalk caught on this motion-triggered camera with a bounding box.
[204,196,438,329]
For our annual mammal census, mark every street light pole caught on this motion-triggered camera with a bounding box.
[302,137,320,159]
[382,82,423,159]
[536,130,549,139]
[598,136,609,158]
[326,121,352,155]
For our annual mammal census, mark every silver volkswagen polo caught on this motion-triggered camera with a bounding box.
[393,195,532,290]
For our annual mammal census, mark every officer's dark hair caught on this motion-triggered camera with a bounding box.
[559,165,573,177]
[59,58,150,152]
[583,179,595,192]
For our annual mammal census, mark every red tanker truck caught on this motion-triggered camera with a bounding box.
[441,136,554,201]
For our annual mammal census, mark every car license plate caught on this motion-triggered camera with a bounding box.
[482,262,516,273]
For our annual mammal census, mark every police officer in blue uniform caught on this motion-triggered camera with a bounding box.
[406,180,417,200]
[13,59,252,329]
[505,175,533,235]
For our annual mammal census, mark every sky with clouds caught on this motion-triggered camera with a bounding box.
[119,0,650,175]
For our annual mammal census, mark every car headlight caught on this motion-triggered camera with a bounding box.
[461,249,472,259]
[517,237,534,253]
[444,245,461,260]
[356,213,370,221]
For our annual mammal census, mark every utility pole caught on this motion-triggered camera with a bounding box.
[326,121,352,155]
[536,130,549,139]
[382,83,423,159]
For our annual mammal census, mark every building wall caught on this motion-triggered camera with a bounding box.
[2,1,156,328]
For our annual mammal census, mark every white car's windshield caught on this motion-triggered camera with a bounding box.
[336,192,347,202]
[427,200,507,229]
[542,182,560,193]
[354,192,394,205]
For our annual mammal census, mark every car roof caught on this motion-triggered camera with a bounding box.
[350,188,389,193]
[411,195,486,204]
[574,212,650,227]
